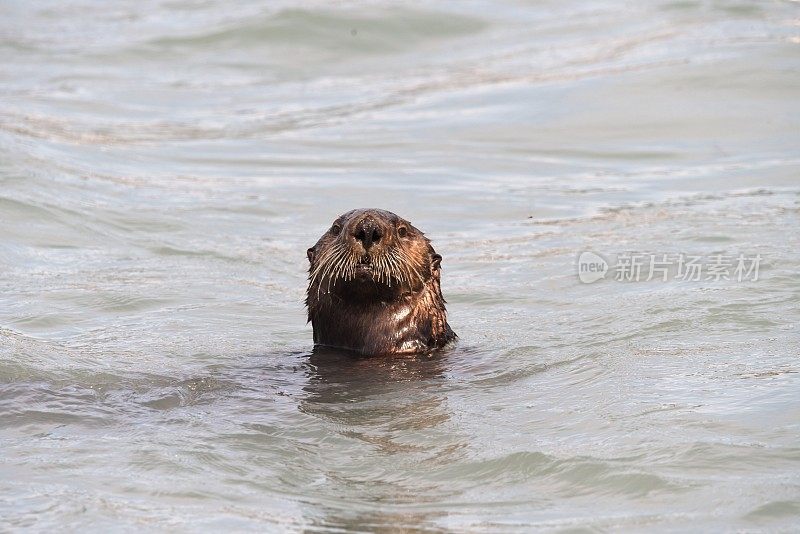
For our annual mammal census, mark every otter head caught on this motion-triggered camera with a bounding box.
[305,209,455,355]
[306,208,440,299]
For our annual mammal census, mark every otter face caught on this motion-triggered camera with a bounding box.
[306,208,441,300]
[305,208,455,355]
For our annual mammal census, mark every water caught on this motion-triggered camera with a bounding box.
[1,0,799,530]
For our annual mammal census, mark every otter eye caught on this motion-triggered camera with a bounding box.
[331,223,341,236]
[397,225,408,237]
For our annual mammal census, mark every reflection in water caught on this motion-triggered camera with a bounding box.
[303,346,449,399]
[298,347,460,530]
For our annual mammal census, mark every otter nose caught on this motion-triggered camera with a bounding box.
[353,218,382,250]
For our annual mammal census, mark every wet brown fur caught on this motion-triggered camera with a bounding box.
[306,209,456,356]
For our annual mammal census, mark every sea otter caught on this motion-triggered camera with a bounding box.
[306,209,456,356]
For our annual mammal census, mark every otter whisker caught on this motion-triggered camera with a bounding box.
[374,254,386,285]
[348,248,359,280]
[381,255,392,287]
[387,250,405,286]
[333,248,356,287]
[389,252,405,286]
[323,245,351,294]
[313,243,347,296]
[308,244,339,289]
[340,248,356,282]
[312,243,342,283]
[389,249,410,286]
[398,248,425,285]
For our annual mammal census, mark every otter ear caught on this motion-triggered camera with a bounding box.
[307,247,315,263]
[431,253,442,270]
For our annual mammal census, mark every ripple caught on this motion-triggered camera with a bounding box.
[145,7,488,54]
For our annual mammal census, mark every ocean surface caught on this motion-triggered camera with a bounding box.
[1,0,799,531]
